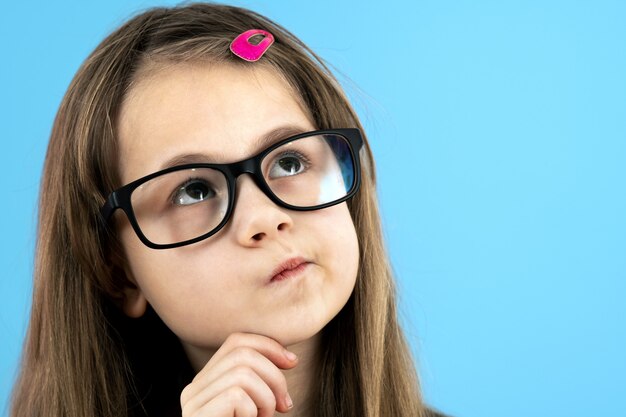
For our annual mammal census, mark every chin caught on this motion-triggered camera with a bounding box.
[270,330,323,350]
[252,313,330,347]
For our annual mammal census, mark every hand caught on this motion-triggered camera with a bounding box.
[180,332,299,417]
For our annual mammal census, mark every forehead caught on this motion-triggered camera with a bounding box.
[116,62,315,184]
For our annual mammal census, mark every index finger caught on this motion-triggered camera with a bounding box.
[194,332,298,380]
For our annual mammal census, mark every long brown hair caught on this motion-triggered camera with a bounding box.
[11,3,429,416]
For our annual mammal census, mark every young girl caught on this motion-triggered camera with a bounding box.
[10,3,449,417]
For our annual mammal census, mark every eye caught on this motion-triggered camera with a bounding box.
[268,151,310,178]
[173,178,216,205]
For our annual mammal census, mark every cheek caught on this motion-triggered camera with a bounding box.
[314,203,360,289]
[121,244,236,345]
[117,216,219,313]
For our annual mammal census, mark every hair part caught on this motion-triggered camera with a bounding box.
[11,3,428,417]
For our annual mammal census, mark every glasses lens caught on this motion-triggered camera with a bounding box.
[261,133,356,207]
[130,168,228,245]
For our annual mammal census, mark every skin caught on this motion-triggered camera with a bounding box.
[115,62,360,416]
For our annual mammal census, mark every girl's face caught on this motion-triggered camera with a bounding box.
[115,62,359,362]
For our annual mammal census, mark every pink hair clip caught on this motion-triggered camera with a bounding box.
[230,29,275,62]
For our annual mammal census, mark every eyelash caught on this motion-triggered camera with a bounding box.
[169,176,211,204]
[269,150,312,174]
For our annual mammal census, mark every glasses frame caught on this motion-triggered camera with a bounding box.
[100,128,364,249]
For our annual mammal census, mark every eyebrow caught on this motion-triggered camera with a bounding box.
[158,125,309,171]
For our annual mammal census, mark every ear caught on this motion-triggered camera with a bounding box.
[120,267,148,318]
[106,236,149,318]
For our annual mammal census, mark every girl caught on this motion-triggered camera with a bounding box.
[10,3,449,417]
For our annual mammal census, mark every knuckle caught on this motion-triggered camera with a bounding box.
[180,399,193,417]
[255,385,277,411]
[232,346,257,361]
[224,332,248,347]
[179,385,191,406]
[270,367,288,388]
[266,393,277,410]
[241,399,258,417]
[226,386,248,405]
[232,364,256,382]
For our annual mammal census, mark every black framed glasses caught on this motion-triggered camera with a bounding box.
[100,128,364,249]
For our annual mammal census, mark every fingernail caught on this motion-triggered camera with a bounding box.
[284,350,298,361]
[285,392,293,409]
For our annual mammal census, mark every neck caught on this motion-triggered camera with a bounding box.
[281,331,322,417]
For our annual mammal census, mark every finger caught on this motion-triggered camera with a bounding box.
[196,332,298,379]
[195,346,294,408]
[185,386,258,417]
[183,366,284,417]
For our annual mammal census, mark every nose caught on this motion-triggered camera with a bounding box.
[229,174,294,245]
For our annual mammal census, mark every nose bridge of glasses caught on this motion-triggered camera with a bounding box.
[230,157,257,178]
[230,157,274,201]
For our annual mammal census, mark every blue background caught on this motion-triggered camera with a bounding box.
[1,1,625,416]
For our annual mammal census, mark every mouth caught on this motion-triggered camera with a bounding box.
[268,256,311,284]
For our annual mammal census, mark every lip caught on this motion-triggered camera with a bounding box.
[267,256,310,284]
